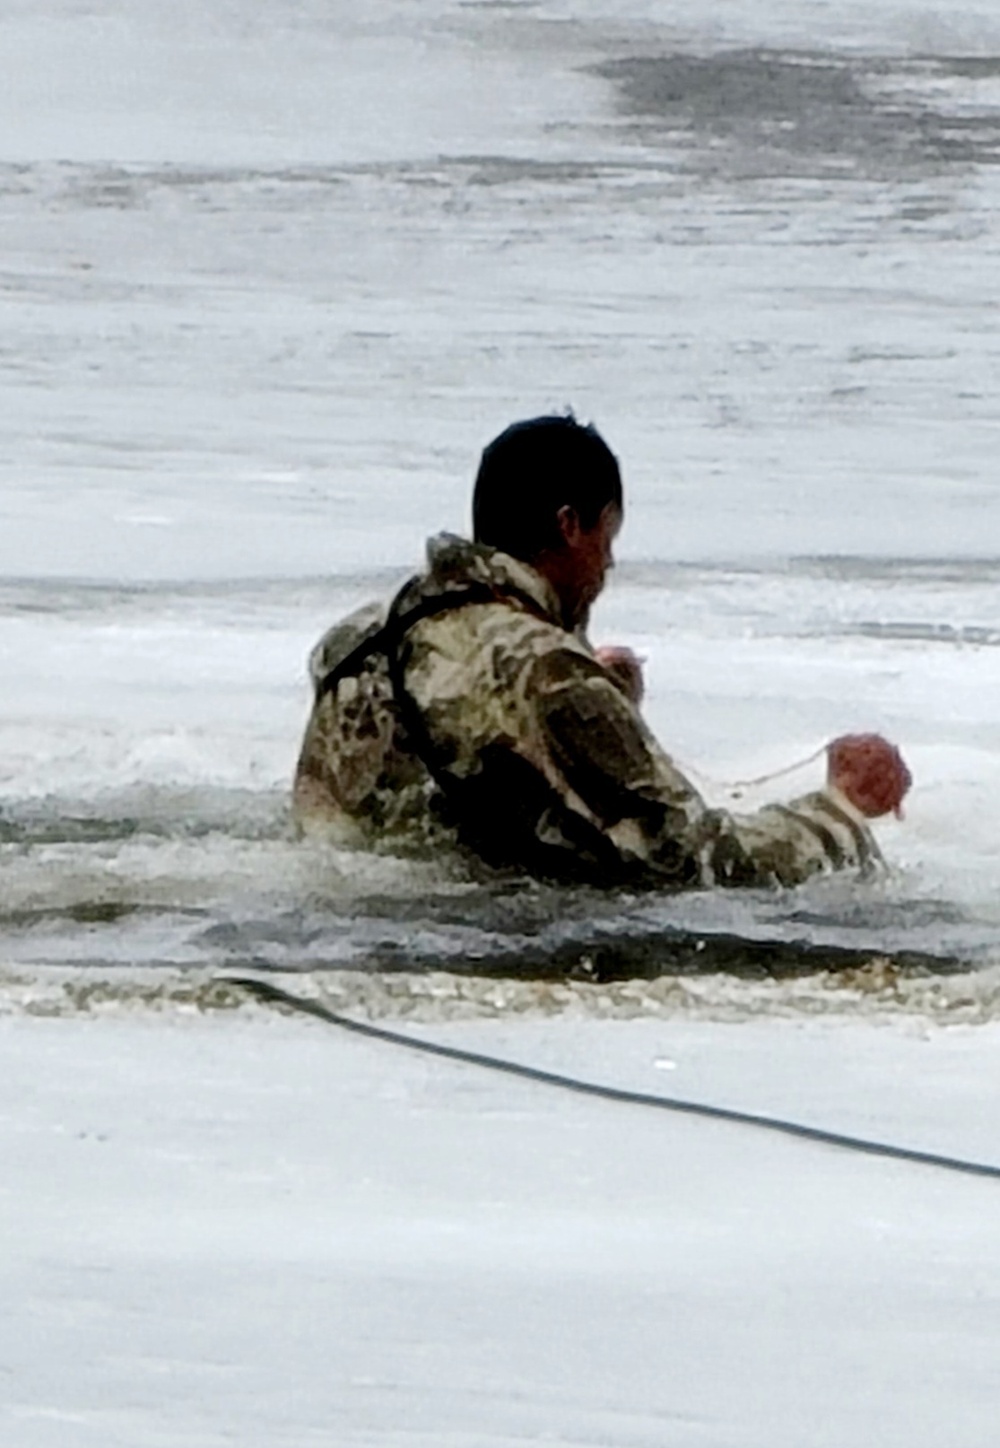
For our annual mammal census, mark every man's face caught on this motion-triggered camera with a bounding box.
[560,501,622,627]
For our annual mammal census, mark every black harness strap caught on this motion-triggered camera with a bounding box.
[316,577,550,702]
[313,575,635,883]
[380,580,564,848]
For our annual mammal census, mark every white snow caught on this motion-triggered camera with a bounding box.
[2,1003,999,1447]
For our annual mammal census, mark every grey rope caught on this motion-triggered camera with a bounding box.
[228,975,1000,1183]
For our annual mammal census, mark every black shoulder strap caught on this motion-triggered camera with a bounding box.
[316,573,591,874]
[315,576,549,702]
[316,574,636,884]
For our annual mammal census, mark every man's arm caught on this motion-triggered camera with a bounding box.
[529,648,882,889]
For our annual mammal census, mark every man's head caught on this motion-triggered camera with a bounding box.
[472,415,623,627]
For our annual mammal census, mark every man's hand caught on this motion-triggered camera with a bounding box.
[827,734,912,819]
[594,645,645,706]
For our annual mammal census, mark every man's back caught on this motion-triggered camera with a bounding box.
[294,533,881,889]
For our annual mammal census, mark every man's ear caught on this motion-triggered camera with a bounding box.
[555,504,582,547]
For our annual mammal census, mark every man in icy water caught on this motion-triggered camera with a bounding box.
[293,415,911,888]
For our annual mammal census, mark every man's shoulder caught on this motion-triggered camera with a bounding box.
[308,600,386,690]
[411,591,589,683]
[398,532,575,670]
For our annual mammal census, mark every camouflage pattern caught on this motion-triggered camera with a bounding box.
[294,534,880,887]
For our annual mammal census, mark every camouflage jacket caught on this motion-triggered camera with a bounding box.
[293,534,880,888]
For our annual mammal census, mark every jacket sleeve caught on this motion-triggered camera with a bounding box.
[529,648,879,889]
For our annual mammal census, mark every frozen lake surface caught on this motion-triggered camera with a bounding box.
[2,0,1000,982]
[3,1004,1000,1447]
[4,6,1000,1447]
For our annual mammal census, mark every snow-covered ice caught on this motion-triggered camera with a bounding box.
[3,1002,999,1447]
[3,1,1000,1439]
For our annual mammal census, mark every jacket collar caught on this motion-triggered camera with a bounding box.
[423,533,566,629]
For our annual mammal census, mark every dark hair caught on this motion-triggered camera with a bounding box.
[472,415,622,562]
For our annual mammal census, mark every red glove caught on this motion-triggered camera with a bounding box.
[827,734,912,819]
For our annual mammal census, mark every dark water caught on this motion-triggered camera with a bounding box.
[0,780,994,982]
[598,49,1000,177]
